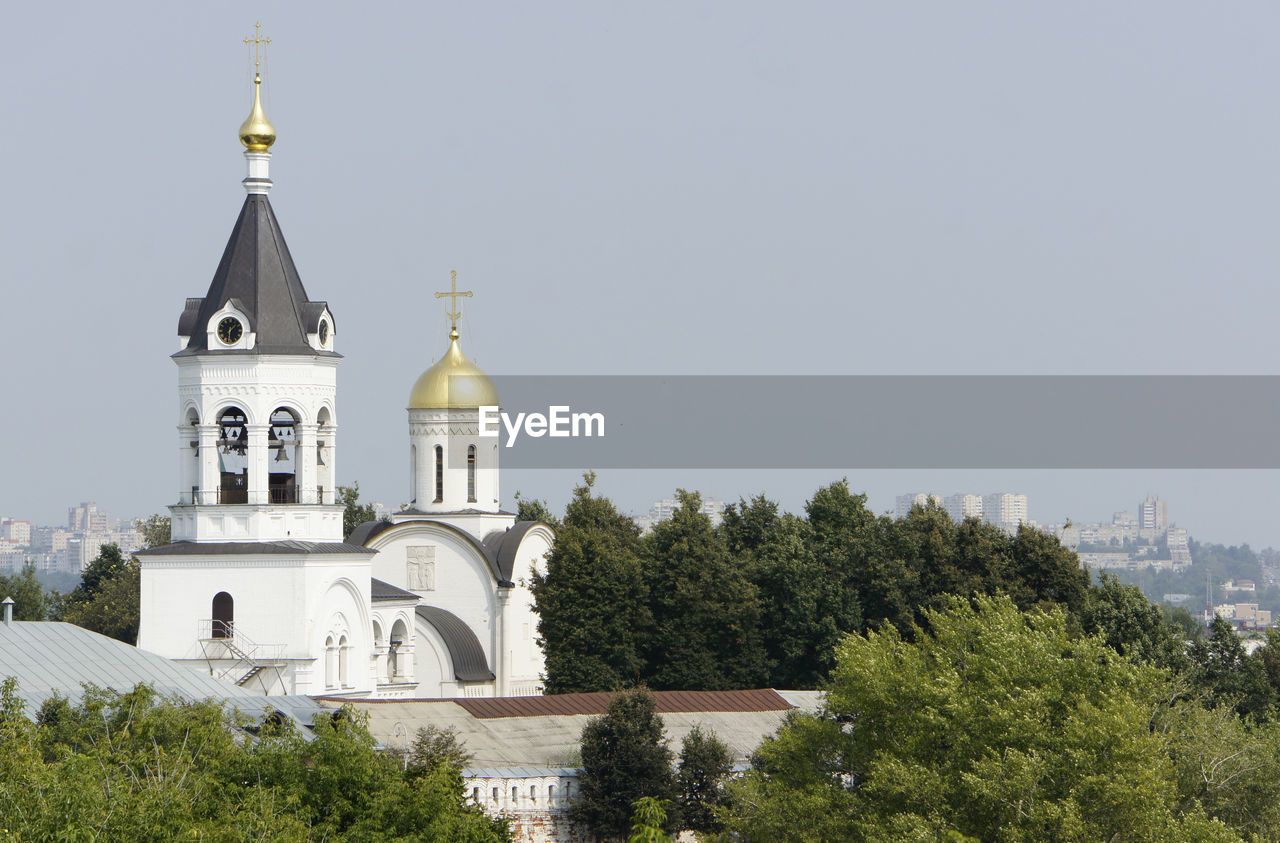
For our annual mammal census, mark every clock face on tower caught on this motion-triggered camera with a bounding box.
[217,317,243,345]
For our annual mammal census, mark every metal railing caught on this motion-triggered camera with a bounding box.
[176,488,334,506]
[197,620,287,687]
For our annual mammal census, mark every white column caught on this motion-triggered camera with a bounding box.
[198,424,220,504]
[246,425,269,505]
[495,590,511,695]
[318,425,337,504]
[297,424,318,504]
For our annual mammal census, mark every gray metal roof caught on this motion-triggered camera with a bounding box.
[0,621,328,730]
[370,578,417,602]
[464,766,581,779]
[356,519,511,585]
[485,521,541,582]
[176,194,338,357]
[415,606,495,682]
[137,540,376,557]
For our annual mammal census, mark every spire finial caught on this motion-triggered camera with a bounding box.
[239,24,276,153]
[244,22,271,72]
[434,270,473,338]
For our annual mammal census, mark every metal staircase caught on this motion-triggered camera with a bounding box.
[197,621,287,693]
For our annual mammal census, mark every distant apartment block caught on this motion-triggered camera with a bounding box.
[67,502,109,533]
[0,519,30,546]
[944,493,984,522]
[1139,496,1169,536]
[895,493,941,519]
[636,496,727,532]
[982,493,1029,532]
[1212,602,1272,631]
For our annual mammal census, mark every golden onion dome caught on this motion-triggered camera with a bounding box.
[409,330,500,409]
[239,73,276,151]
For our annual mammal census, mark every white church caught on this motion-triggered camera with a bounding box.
[135,67,552,700]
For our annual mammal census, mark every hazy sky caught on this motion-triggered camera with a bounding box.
[1,3,1278,546]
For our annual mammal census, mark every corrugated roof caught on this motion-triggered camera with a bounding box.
[414,689,794,719]
[0,621,328,730]
[326,697,798,766]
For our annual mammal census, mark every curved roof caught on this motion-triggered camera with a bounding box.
[483,521,544,582]
[415,606,494,682]
[355,518,534,587]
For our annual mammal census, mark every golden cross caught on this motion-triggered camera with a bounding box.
[434,270,473,331]
[244,22,271,71]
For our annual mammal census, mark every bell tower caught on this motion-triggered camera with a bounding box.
[138,35,376,698]
[168,54,342,544]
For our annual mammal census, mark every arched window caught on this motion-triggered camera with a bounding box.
[211,592,233,639]
[434,445,443,503]
[511,786,518,805]
[338,635,349,687]
[325,635,336,689]
[389,618,408,681]
[467,445,477,503]
[530,785,538,804]
[548,784,557,803]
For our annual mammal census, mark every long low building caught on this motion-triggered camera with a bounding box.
[320,689,823,843]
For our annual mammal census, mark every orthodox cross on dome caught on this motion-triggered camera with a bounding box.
[434,270,473,337]
[244,22,271,71]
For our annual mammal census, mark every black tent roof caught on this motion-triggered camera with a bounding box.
[177,194,336,357]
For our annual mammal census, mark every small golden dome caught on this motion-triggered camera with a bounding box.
[409,330,500,409]
[239,73,276,151]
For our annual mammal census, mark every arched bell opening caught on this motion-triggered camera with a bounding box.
[217,407,248,504]
[268,407,300,504]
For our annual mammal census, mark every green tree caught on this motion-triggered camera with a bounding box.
[339,482,378,539]
[531,473,650,693]
[53,544,139,644]
[726,596,1236,842]
[628,796,674,843]
[573,689,677,840]
[1006,523,1089,615]
[676,725,732,836]
[0,684,511,841]
[513,491,561,529]
[136,513,171,548]
[642,490,766,690]
[1188,615,1275,721]
[806,480,911,634]
[1081,573,1190,671]
[407,723,473,776]
[748,512,859,688]
[0,564,47,620]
